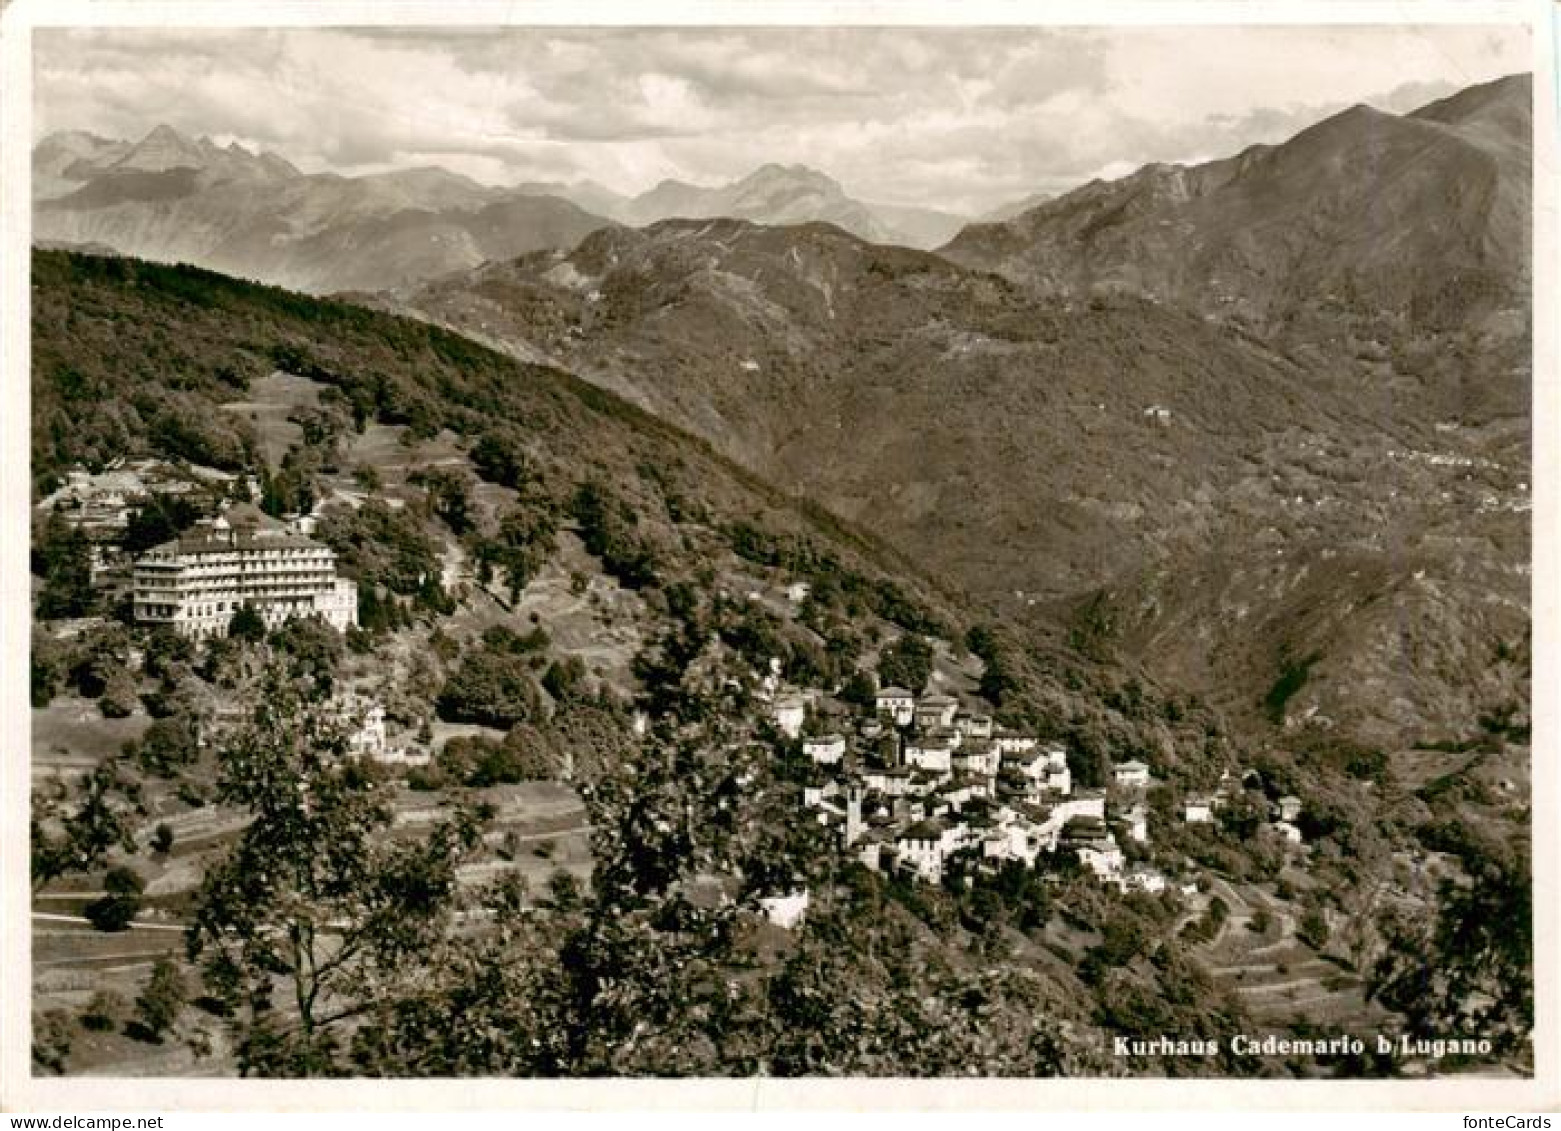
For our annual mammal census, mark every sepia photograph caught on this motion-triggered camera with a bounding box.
[2,0,1554,1110]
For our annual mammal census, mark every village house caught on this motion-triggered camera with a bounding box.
[875,686,916,726]
[1125,865,1167,894]
[342,696,388,759]
[955,712,993,740]
[772,696,807,739]
[952,739,1000,777]
[863,766,912,796]
[1121,802,1150,844]
[1273,820,1304,845]
[992,729,1039,755]
[915,694,959,731]
[803,733,847,765]
[759,890,810,929]
[803,779,844,807]
[1113,760,1152,789]
[904,732,956,774]
[1043,745,1072,794]
[983,822,1044,867]
[1063,817,1125,884]
[1276,795,1303,822]
[1038,793,1108,851]
[132,505,358,638]
[896,820,965,883]
[1184,797,1216,824]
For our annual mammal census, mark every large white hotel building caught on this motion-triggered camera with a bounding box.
[132,505,357,638]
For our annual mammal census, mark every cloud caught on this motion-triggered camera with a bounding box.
[33,24,1531,215]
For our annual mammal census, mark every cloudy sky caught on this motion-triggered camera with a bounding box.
[33,24,1529,215]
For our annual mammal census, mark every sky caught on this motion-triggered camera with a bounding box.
[32,24,1530,216]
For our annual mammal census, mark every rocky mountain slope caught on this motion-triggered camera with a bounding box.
[941,74,1530,345]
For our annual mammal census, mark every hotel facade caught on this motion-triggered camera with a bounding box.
[132,508,357,638]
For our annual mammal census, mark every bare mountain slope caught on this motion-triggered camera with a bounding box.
[940,74,1530,339]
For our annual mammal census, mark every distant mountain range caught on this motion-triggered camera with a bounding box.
[32,126,981,292]
[33,126,610,294]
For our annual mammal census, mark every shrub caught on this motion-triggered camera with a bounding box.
[81,989,129,1032]
[85,866,145,932]
[132,958,187,1043]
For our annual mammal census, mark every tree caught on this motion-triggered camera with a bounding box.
[1297,905,1330,950]
[32,760,144,893]
[416,466,475,535]
[542,656,588,704]
[152,822,176,855]
[32,511,96,620]
[878,634,933,695]
[142,626,196,681]
[31,626,70,708]
[85,865,145,932]
[132,713,201,777]
[186,667,485,1075]
[123,494,206,554]
[436,648,542,728]
[228,604,266,642]
[132,958,187,1043]
[269,616,344,690]
[471,430,530,489]
[1369,848,1532,1058]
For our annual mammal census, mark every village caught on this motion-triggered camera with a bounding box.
[765,676,1306,898]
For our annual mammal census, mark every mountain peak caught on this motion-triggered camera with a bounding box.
[111,124,208,173]
[741,163,839,191]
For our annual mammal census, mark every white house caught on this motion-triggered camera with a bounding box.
[803,734,846,765]
[773,697,806,739]
[993,731,1038,755]
[1125,866,1167,894]
[863,767,913,796]
[1277,795,1303,822]
[952,740,1000,777]
[904,734,955,774]
[896,820,966,883]
[1113,760,1152,788]
[759,890,810,929]
[1184,797,1215,824]
[803,780,843,808]
[1043,746,1072,794]
[875,686,916,726]
[337,695,396,762]
[1273,820,1304,845]
[1121,802,1149,844]
[955,712,993,740]
[896,821,949,882]
[1078,838,1126,884]
[1003,747,1051,795]
[916,694,959,731]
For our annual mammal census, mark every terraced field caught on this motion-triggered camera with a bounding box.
[1195,878,1389,1028]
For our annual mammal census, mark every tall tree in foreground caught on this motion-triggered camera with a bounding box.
[186,665,483,1076]
[1368,838,1533,1063]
